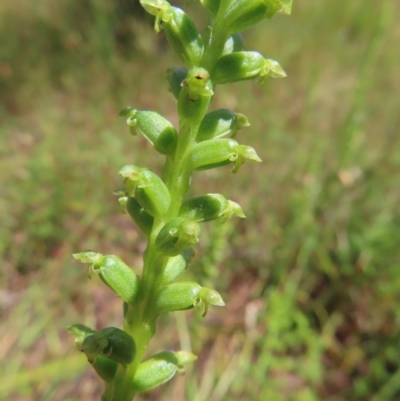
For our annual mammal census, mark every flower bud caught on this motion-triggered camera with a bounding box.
[163,7,204,67]
[197,108,250,142]
[162,248,195,284]
[182,67,214,101]
[198,0,221,15]
[119,165,171,217]
[67,324,118,381]
[81,327,136,366]
[155,281,202,314]
[155,218,200,256]
[212,51,286,85]
[92,355,118,382]
[132,351,197,392]
[140,0,173,33]
[73,252,140,304]
[124,109,178,155]
[124,197,154,237]
[222,33,244,55]
[179,194,245,222]
[166,67,188,99]
[178,68,213,123]
[188,138,262,173]
[135,168,171,216]
[218,0,293,34]
[133,351,177,392]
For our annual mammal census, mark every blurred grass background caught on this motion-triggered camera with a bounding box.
[1,0,400,400]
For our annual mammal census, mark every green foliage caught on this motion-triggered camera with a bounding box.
[0,0,149,99]
[251,287,324,400]
[68,1,294,399]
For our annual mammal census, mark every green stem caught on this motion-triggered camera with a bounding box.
[102,90,209,401]
[82,0,291,398]
[201,21,229,72]
[99,3,246,397]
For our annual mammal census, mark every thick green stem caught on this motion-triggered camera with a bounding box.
[201,22,229,72]
[102,91,209,401]
[96,0,277,396]
[72,0,293,398]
